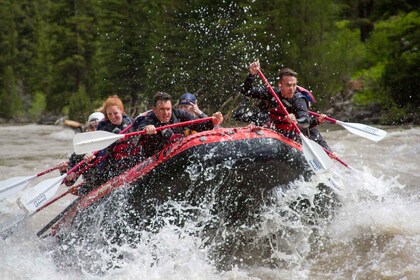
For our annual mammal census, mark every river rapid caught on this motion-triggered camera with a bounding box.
[0,123,419,280]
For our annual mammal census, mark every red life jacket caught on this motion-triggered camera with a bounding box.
[269,107,294,131]
[112,140,142,160]
[269,86,316,131]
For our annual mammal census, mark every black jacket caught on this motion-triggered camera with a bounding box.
[240,74,311,125]
[96,114,133,133]
[236,74,332,151]
[132,109,214,157]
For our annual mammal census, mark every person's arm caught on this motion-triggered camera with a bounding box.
[174,109,216,132]
[292,97,311,129]
[192,103,208,118]
[308,113,328,128]
[241,75,272,100]
[241,61,271,100]
[63,153,84,186]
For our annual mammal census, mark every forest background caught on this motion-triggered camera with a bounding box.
[0,0,418,125]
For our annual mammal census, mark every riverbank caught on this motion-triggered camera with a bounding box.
[1,99,419,127]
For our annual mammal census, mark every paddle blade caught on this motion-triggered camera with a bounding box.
[73,131,124,154]
[0,176,36,201]
[336,120,387,142]
[19,175,66,214]
[301,135,334,174]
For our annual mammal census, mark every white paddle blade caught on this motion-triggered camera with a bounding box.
[301,135,334,174]
[73,131,124,154]
[336,120,387,142]
[0,175,36,201]
[19,175,66,214]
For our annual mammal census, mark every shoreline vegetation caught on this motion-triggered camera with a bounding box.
[0,2,418,126]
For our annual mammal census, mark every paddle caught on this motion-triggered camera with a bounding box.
[73,117,214,154]
[257,68,334,174]
[1,122,139,238]
[0,188,73,238]
[309,111,387,142]
[16,122,136,213]
[1,155,109,238]
[0,165,62,201]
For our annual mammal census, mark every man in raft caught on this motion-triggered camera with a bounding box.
[132,91,223,158]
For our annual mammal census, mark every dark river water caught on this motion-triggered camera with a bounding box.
[0,124,419,279]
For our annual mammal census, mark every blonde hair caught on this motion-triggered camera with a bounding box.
[100,95,125,120]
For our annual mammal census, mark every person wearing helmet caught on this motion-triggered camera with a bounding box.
[85,112,105,131]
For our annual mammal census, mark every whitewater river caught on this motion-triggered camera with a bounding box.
[0,123,419,279]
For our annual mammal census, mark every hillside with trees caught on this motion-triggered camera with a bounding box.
[0,0,418,124]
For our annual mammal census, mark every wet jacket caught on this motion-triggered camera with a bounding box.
[132,109,214,158]
[62,152,103,195]
[95,114,137,183]
[96,114,132,134]
[236,74,332,151]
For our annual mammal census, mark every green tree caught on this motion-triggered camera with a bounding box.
[148,1,252,110]
[353,11,420,123]
[47,1,98,113]
[28,91,47,121]
[0,1,20,119]
[380,11,420,109]
[0,66,24,119]
[68,84,92,123]
[93,0,161,115]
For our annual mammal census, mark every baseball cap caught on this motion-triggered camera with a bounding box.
[179,93,197,105]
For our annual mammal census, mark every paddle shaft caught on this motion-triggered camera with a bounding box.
[35,165,62,177]
[323,148,349,168]
[122,117,214,139]
[0,165,62,198]
[308,112,358,167]
[309,111,337,124]
[35,189,70,213]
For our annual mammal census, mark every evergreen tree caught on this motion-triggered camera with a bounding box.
[0,66,24,119]
[47,1,98,113]
[93,0,160,115]
[68,84,92,123]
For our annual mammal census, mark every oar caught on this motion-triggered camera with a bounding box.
[1,151,112,237]
[1,150,115,238]
[0,165,61,201]
[16,122,135,214]
[0,123,138,238]
[0,188,73,238]
[257,68,334,174]
[309,111,387,142]
[73,117,214,154]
